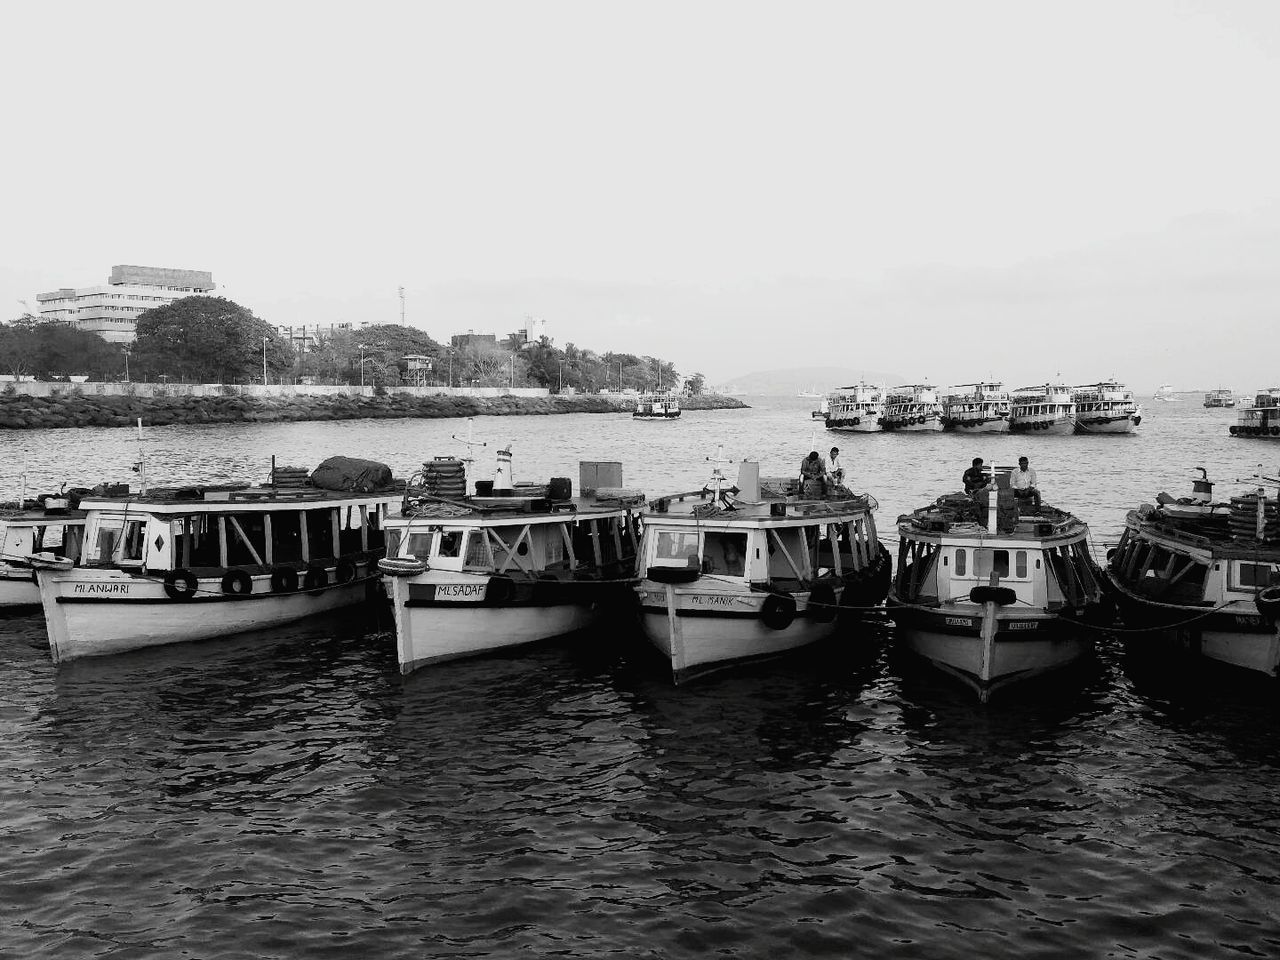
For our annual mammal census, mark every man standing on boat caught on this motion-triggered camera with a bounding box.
[962,457,987,495]
[1012,456,1041,511]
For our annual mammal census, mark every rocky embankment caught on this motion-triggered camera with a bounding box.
[0,391,748,430]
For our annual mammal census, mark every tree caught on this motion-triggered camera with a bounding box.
[686,372,706,395]
[132,296,292,383]
[0,315,126,380]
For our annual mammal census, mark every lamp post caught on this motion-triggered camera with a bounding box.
[558,360,563,392]
[123,348,130,383]
[262,337,268,385]
[358,344,366,388]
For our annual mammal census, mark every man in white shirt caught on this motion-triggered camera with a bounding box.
[1011,456,1040,510]
[828,446,844,486]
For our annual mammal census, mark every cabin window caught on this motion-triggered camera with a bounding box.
[306,509,336,560]
[545,533,565,566]
[975,549,1010,579]
[271,511,304,565]
[1234,562,1280,590]
[954,548,967,576]
[465,533,494,570]
[174,514,220,568]
[703,532,748,577]
[404,531,434,559]
[1015,550,1028,578]
[655,530,700,564]
[385,528,401,557]
[338,506,365,555]
[437,530,465,559]
[226,513,268,568]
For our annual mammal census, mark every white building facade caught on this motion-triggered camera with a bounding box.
[37,265,215,344]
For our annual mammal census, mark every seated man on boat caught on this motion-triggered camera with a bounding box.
[799,451,827,497]
[962,458,987,495]
[828,447,844,485]
[1012,456,1041,511]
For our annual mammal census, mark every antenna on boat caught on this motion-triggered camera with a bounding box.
[132,418,148,494]
[450,417,486,490]
[18,452,28,508]
[704,444,736,507]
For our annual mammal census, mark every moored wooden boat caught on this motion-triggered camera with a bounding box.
[887,468,1108,701]
[880,384,944,432]
[0,503,86,610]
[379,454,643,674]
[635,455,890,682]
[32,458,400,663]
[824,383,884,433]
[1229,388,1280,439]
[1072,381,1142,434]
[1105,468,1280,676]
[1009,383,1076,434]
[634,393,681,419]
[941,382,1010,433]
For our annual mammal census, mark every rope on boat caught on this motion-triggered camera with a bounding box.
[123,568,384,599]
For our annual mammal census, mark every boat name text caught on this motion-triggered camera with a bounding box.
[435,583,486,600]
[72,583,132,596]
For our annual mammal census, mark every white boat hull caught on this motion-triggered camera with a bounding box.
[385,572,608,674]
[891,601,1093,701]
[1010,416,1076,435]
[1075,416,1139,434]
[945,418,1010,434]
[825,420,883,433]
[37,566,377,663]
[637,581,839,682]
[0,573,38,609]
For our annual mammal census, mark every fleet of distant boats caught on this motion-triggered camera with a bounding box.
[819,381,1143,434]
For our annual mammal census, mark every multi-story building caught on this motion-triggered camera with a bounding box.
[37,265,215,344]
[276,322,363,353]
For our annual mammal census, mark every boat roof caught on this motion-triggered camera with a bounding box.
[77,484,402,514]
[642,487,875,528]
[390,491,641,526]
[896,494,1088,546]
[0,507,87,525]
[1124,509,1280,561]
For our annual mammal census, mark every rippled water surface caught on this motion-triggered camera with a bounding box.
[2,398,1279,958]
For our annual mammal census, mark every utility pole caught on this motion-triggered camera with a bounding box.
[398,286,405,325]
[262,337,268,385]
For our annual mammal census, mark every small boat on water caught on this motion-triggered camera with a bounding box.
[633,393,681,419]
[635,454,891,683]
[824,383,884,433]
[0,501,86,610]
[811,396,829,420]
[1155,384,1183,402]
[1105,468,1280,677]
[1009,383,1077,434]
[1072,381,1142,434]
[880,384,944,432]
[379,453,643,674]
[30,457,401,663]
[941,382,1011,433]
[1230,388,1280,439]
[1204,389,1236,409]
[887,467,1107,701]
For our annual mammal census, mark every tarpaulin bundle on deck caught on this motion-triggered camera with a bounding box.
[310,456,395,493]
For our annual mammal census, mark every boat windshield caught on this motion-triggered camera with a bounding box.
[654,530,700,565]
[703,532,747,576]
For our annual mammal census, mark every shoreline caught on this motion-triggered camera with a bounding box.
[0,392,748,430]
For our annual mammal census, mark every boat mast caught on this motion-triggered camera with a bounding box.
[450,416,487,493]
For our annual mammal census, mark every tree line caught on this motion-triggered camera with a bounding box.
[0,296,706,393]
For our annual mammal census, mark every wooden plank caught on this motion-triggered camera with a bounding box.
[770,528,805,583]
[228,515,266,569]
[263,513,274,566]
[218,516,228,568]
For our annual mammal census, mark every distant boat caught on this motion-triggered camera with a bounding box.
[1155,384,1183,402]
[797,386,823,398]
[1204,389,1236,408]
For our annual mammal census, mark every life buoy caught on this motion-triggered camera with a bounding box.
[1271,427,1280,436]
[970,585,1017,605]
[220,568,253,595]
[761,593,796,630]
[807,584,837,623]
[164,569,199,601]
[1257,586,1280,624]
[646,566,701,584]
[485,574,514,605]
[303,566,329,592]
[270,567,299,593]
[377,556,427,576]
[1229,425,1239,436]
[851,417,860,426]
[336,558,357,583]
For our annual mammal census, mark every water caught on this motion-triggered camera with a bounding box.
[3,398,1279,958]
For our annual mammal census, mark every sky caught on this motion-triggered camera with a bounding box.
[2,0,1277,391]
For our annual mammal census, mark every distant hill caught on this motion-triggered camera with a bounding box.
[720,366,906,396]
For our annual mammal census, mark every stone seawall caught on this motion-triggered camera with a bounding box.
[0,391,747,430]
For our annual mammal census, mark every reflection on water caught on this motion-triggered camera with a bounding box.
[2,400,1279,957]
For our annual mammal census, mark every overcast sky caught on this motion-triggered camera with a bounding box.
[2,1,1277,390]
